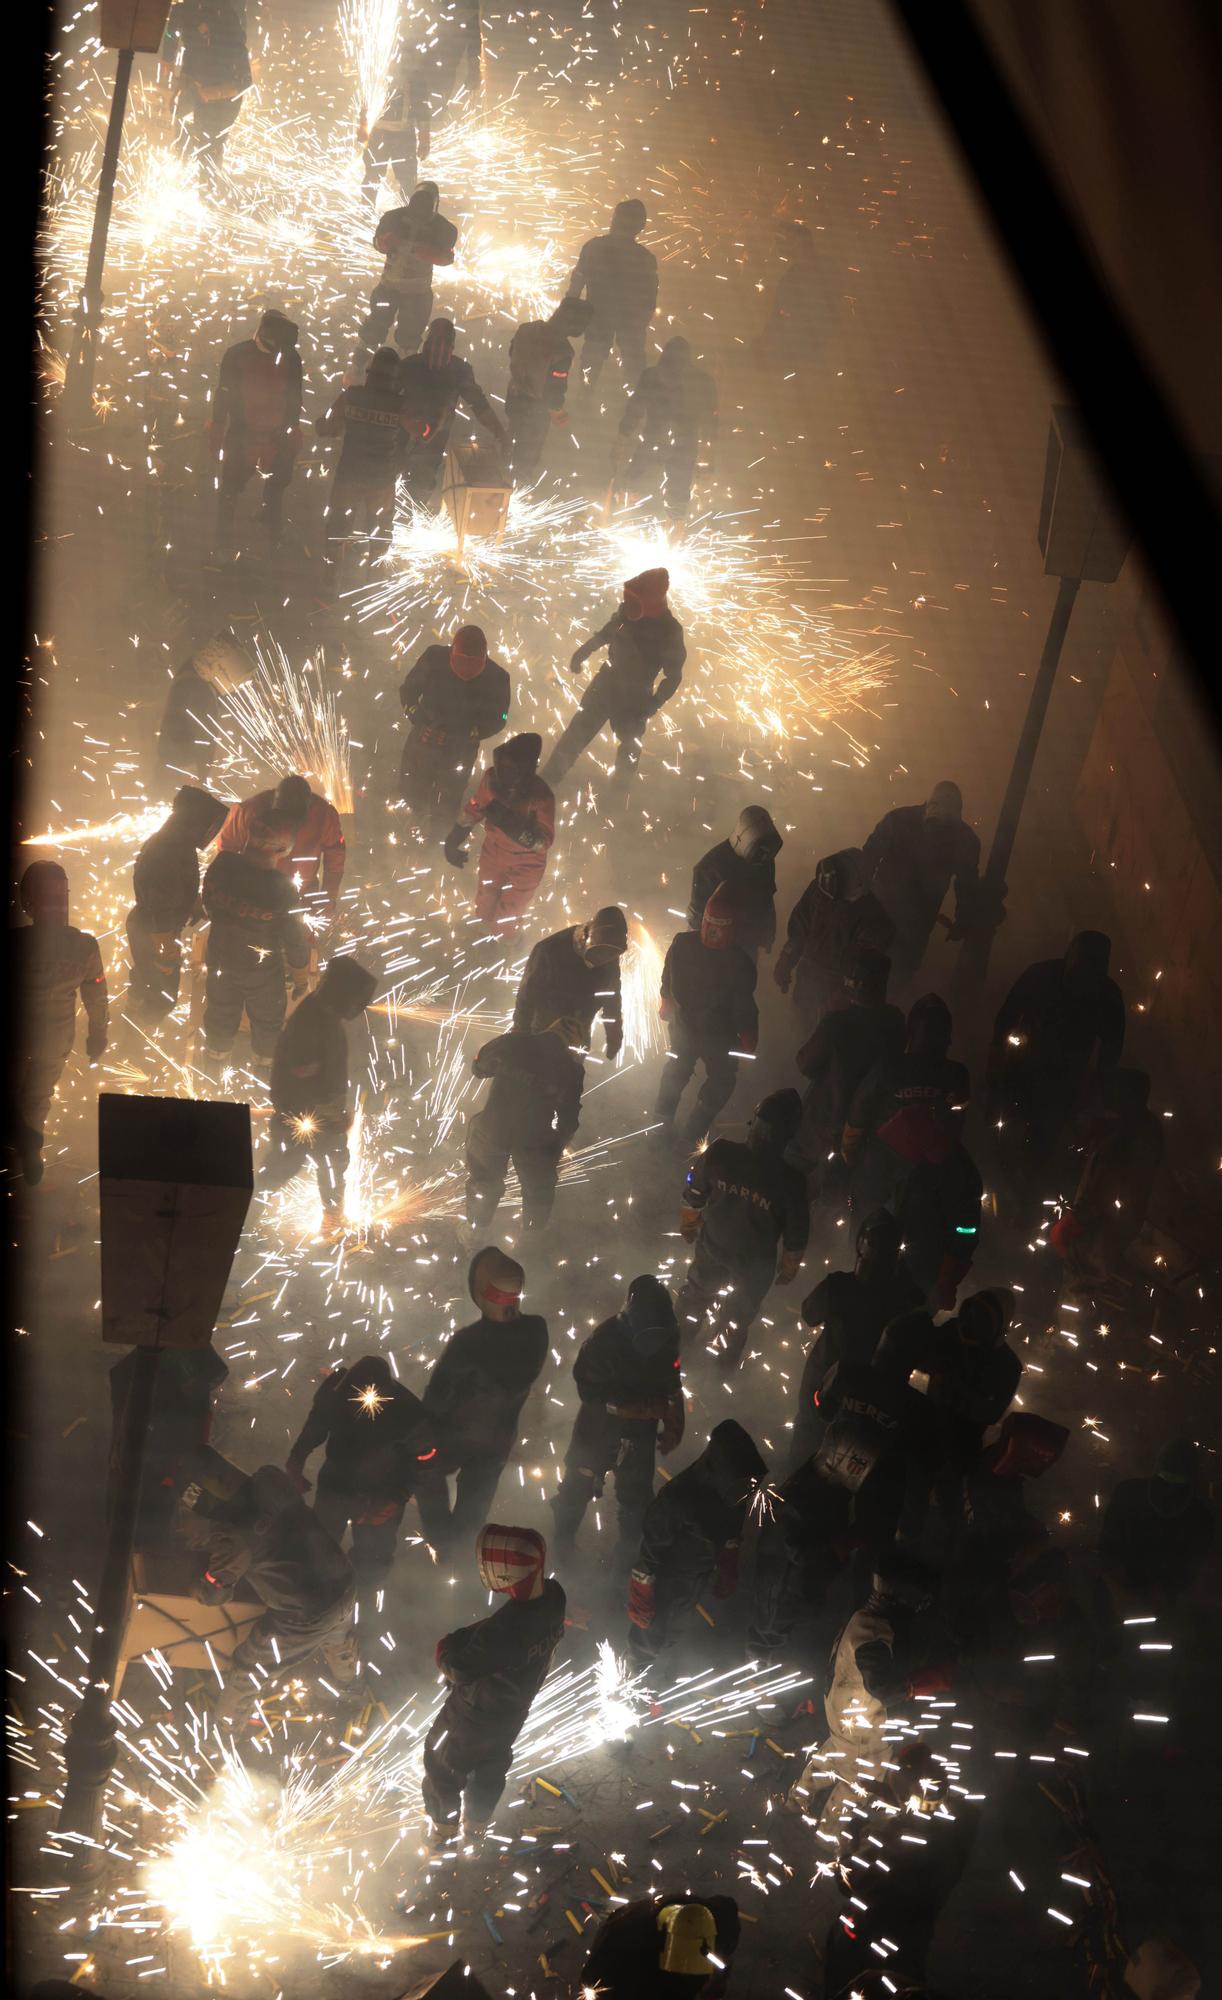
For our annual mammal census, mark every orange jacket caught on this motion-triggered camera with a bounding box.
[217,789,346,897]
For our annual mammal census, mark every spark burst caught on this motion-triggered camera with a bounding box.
[213,638,353,814]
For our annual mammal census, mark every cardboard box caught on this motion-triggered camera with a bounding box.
[441,442,511,553]
[115,1550,262,1696]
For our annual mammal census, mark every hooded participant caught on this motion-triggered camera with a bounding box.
[843,991,970,1212]
[217,773,346,912]
[565,196,659,388]
[357,180,458,361]
[675,1088,809,1370]
[318,346,415,560]
[775,846,896,1028]
[685,806,782,958]
[284,1352,439,1585]
[397,316,508,501]
[505,296,595,485]
[791,1207,923,1468]
[264,955,378,1230]
[397,623,511,835]
[463,1014,585,1233]
[200,831,311,1070]
[860,782,983,990]
[926,1287,1022,1466]
[791,946,906,1184]
[512,906,627,1056]
[422,1522,566,1838]
[126,786,227,1022]
[443,731,555,935]
[655,882,759,1147]
[617,334,719,522]
[12,863,108,1183]
[542,569,686,797]
[157,631,253,783]
[552,1274,685,1559]
[209,310,303,549]
[627,1419,767,1665]
[417,1249,549,1548]
[1098,1438,1214,1610]
[579,1891,741,1997]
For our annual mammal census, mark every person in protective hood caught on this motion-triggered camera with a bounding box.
[126,786,227,1022]
[505,296,594,485]
[616,334,718,522]
[790,947,905,1189]
[318,346,415,563]
[357,180,457,361]
[162,0,252,195]
[443,732,555,936]
[397,317,508,502]
[12,863,108,1184]
[676,1089,808,1369]
[416,1249,549,1548]
[512,907,626,1057]
[891,1133,985,1313]
[463,1016,585,1233]
[565,196,659,390]
[925,1287,1022,1474]
[627,1419,767,1666]
[157,631,252,784]
[422,1523,566,1837]
[748,1449,856,1663]
[843,991,970,1214]
[860,782,983,992]
[791,1207,922,1468]
[579,1890,741,1996]
[552,1275,686,1560]
[1098,1438,1214,1612]
[989,931,1127,1210]
[217,772,346,915]
[1051,1066,1162,1290]
[185,1462,358,1727]
[209,310,303,550]
[790,1553,950,1831]
[284,1354,439,1586]
[685,806,781,960]
[774,846,895,1030]
[655,884,759,1147]
[542,569,686,797]
[200,826,311,1069]
[397,623,511,835]
[264,954,377,1229]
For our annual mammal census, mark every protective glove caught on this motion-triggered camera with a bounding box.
[355,1499,399,1527]
[86,1032,108,1062]
[773,959,792,994]
[907,1662,954,1698]
[931,1252,970,1314]
[442,825,470,868]
[714,1541,740,1599]
[659,1393,686,1455]
[678,1203,702,1244]
[776,1249,802,1286]
[284,1461,311,1496]
[627,1570,657,1629]
[1049,1210,1085,1257]
[194,1567,236,1607]
[737,1027,759,1055]
[568,648,590,675]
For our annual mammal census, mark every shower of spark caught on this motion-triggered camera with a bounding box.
[593,1640,648,1742]
[23,803,171,850]
[341,0,405,142]
[621,918,668,1064]
[214,638,354,814]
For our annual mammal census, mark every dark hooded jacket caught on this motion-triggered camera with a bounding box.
[661,929,757,1046]
[584,607,687,714]
[683,1135,808,1268]
[201,851,309,973]
[795,999,905,1158]
[775,874,894,1016]
[637,1421,766,1581]
[470,1029,584,1151]
[686,810,780,955]
[862,804,981,944]
[203,1466,354,1634]
[436,1575,568,1727]
[399,644,511,747]
[131,788,226,935]
[421,1309,549,1464]
[798,1260,923,1410]
[992,950,1125,1097]
[512,926,624,1049]
[289,1365,438,1502]
[574,1310,682,1413]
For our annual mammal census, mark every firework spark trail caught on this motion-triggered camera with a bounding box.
[340,0,405,142]
[213,638,354,814]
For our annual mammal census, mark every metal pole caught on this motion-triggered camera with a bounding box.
[63,46,135,424]
[58,1344,161,1860]
[958,571,1081,986]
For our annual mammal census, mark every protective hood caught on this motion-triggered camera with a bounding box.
[815,846,867,902]
[622,567,670,620]
[700,881,740,949]
[612,197,647,235]
[366,345,401,381]
[747,1088,803,1154]
[492,733,542,785]
[844,945,891,1006]
[342,1355,394,1398]
[408,180,440,216]
[957,1287,1015,1347]
[579,905,628,965]
[855,1205,902,1266]
[623,1275,679,1358]
[984,1412,1069,1481]
[657,1902,715,1975]
[468,1245,525,1314]
[256,309,299,354]
[660,335,693,370]
[450,624,488,679]
[700,1419,767,1505]
[1064,929,1112,991]
[924,779,963,823]
[171,785,228,847]
[906,992,953,1058]
[870,1552,936,1614]
[730,805,782,862]
[477,1523,546,1599]
[19,861,69,924]
[423,317,456,369]
[317,955,378,1018]
[1154,1438,1199,1486]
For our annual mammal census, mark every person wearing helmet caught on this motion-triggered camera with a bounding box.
[685,806,782,960]
[357,181,458,362]
[842,992,969,1213]
[675,1089,808,1370]
[579,1890,741,1995]
[656,884,759,1147]
[217,773,346,917]
[283,1354,439,1587]
[791,947,905,1189]
[12,863,108,1184]
[185,1462,358,1729]
[551,1275,685,1562]
[416,1249,549,1549]
[616,335,719,523]
[512,907,627,1058]
[397,623,511,835]
[791,1207,922,1468]
[1051,1068,1163,1291]
[157,631,252,785]
[774,847,895,1031]
[317,347,418,565]
[504,296,595,485]
[860,782,982,993]
[543,568,686,799]
[925,1288,1022,1473]
[125,787,228,1023]
[1098,1439,1213,1613]
[789,1553,949,1831]
[199,830,311,1072]
[565,197,659,390]
[627,1419,767,1667]
[462,1017,585,1233]
[988,931,1126,1214]
[442,732,555,936]
[208,310,303,552]
[161,0,252,196]
[397,317,509,503]
[263,955,378,1230]
[422,1523,566,1839]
